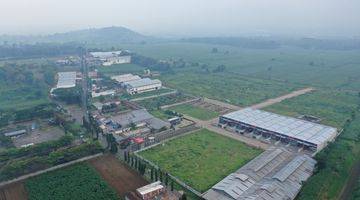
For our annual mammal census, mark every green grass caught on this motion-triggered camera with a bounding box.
[169,104,218,120]
[139,129,262,192]
[97,63,145,75]
[161,72,301,107]
[122,42,360,90]
[25,163,119,200]
[149,110,173,120]
[264,90,359,128]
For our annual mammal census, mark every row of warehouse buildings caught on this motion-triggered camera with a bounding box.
[111,73,162,95]
[219,108,337,152]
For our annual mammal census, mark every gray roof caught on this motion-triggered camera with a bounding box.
[126,78,161,88]
[222,108,337,146]
[203,147,316,200]
[110,109,169,130]
[4,129,26,137]
[57,72,76,88]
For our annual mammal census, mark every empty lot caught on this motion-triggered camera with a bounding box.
[88,154,148,197]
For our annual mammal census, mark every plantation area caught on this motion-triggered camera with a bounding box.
[161,72,300,106]
[139,129,262,192]
[265,90,359,128]
[169,104,218,120]
[25,163,119,200]
[123,42,360,90]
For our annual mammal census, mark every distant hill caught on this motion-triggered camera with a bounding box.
[0,26,154,45]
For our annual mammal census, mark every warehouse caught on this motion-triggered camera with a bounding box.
[125,78,162,95]
[56,72,77,88]
[111,74,141,84]
[203,147,316,200]
[219,108,337,152]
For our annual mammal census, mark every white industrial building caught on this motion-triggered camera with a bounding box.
[56,72,77,88]
[203,147,316,200]
[219,108,338,152]
[111,74,141,84]
[89,51,131,66]
[125,78,162,95]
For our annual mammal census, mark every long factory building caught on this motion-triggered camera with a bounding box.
[219,108,337,152]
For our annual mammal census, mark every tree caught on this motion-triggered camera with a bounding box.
[180,193,187,200]
[171,181,174,191]
[211,48,218,53]
[151,167,154,181]
[110,143,118,154]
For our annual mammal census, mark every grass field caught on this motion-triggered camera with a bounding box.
[25,163,119,200]
[169,104,219,120]
[122,42,360,90]
[97,63,145,75]
[139,129,262,192]
[161,72,301,107]
[264,90,359,128]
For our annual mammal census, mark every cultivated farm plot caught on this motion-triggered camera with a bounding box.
[169,104,219,120]
[25,163,119,200]
[139,129,262,193]
[0,182,28,200]
[88,154,148,198]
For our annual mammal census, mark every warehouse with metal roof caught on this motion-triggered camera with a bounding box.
[111,73,141,84]
[56,72,77,88]
[125,78,162,95]
[203,147,316,200]
[219,108,337,152]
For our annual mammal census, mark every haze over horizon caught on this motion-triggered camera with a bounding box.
[1,0,360,38]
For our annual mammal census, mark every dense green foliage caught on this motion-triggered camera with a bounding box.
[140,129,262,192]
[0,141,103,181]
[52,87,82,105]
[25,163,119,200]
[169,104,218,120]
[350,177,360,200]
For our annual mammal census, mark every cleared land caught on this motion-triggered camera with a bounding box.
[169,104,219,120]
[88,154,148,197]
[25,163,119,200]
[0,182,27,200]
[139,129,262,192]
[96,63,145,75]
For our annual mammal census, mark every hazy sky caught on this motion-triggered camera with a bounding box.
[1,0,360,37]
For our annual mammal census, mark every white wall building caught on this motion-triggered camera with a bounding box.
[111,74,141,84]
[56,72,77,88]
[125,78,162,95]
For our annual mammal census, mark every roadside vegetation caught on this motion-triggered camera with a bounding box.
[169,104,218,120]
[139,129,262,192]
[25,163,119,200]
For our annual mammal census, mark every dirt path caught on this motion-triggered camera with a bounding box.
[339,160,360,200]
[203,98,241,110]
[88,154,148,197]
[0,182,27,200]
[250,87,314,109]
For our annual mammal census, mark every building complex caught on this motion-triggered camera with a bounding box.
[219,108,337,152]
[125,78,162,95]
[203,147,316,200]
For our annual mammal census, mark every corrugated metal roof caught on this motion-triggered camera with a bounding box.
[57,72,76,88]
[126,78,161,88]
[222,108,337,146]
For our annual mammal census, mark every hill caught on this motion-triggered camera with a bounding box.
[0,26,153,45]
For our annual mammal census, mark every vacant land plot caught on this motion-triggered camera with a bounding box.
[264,90,359,128]
[169,104,219,120]
[137,93,194,110]
[88,154,148,197]
[0,182,28,200]
[139,129,262,192]
[25,163,118,200]
[96,63,144,75]
[161,72,301,107]
[13,126,64,148]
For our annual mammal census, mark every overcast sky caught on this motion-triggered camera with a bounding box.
[1,0,359,37]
